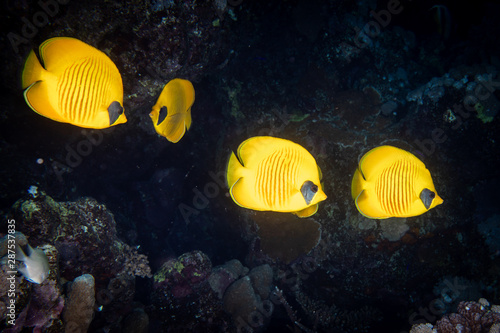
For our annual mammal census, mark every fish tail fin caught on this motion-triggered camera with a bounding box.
[163,113,188,143]
[22,50,45,89]
[226,152,244,188]
[351,168,365,200]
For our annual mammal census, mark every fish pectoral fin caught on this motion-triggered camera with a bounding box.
[354,190,386,219]
[161,113,187,143]
[293,204,318,218]
[23,81,66,123]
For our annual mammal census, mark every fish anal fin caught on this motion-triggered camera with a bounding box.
[227,152,244,188]
[293,204,318,218]
[355,189,387,219]
[24,81,66,123]
[229,178,259,209]
[162,113,187,143]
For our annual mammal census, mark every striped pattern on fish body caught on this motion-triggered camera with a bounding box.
[22,37,126,129]
[351,146,443,219]
[226,136,327,217]
[254,145,304,210]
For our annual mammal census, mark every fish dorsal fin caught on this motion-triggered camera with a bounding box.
[359,146,405,180]
[15,244,28,262]
[237,137,283,167]
[293,204,318,218]
[39,37,98,72]
[355,189,387,219]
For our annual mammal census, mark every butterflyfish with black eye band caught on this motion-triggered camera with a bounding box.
[226,136,327,218]
[150,78,195,143]
[21,37,126,128]
[351,145,443,219]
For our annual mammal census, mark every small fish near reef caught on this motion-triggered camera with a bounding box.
[150,78,195,143]
[226,136,327,217]
[351,145,443,219]
[15,244,50,284]
[22,37,126,128]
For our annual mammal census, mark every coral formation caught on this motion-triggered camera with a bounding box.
[63,274,95,333]
[11,192,151,282]
[410,299,500,333]
[223,264,274,331]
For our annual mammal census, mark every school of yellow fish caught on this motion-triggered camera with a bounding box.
[21,37,444,220]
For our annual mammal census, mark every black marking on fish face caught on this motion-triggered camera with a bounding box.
[358,166,366,180]
[420,188,436,209]
[301,180,318,205]
[108,101,124,125]
[157,106,168,125]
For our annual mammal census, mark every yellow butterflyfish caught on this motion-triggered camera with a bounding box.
[22,37,126,128]
[226,136,327,218]
[150,78,195,143]
[351,145,443,219]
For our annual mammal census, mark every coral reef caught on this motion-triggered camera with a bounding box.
[151,251,227,331]
[1,0,500,331]
[410,298,500,333]
[1,194,151,332]
[11,192,151,282]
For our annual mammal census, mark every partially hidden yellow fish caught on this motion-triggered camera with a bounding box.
[150,78,195,143]
[22,37,126,129]
[226,136,327,217]
[351,145,443,219]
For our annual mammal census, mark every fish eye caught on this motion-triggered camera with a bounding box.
[311,185,318,193]
[429,192,435,199]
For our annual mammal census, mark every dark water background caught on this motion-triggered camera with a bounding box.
[1,0,499,332]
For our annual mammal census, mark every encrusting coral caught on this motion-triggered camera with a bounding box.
[409,298,500,333]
